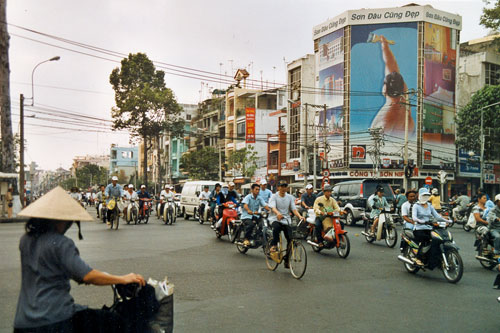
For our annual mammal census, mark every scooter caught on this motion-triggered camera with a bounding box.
[163,198,176,225]
[452,203,473,231]
[234,210,268,254]
[98,201,107,224]
[474,225,499,270]
[197,202,210,224]
[213,201,239,242]
[398,220,463,283]
[306,205,350,258]
[156,196,164,219]
[125,198,139,225]
[362,208,398,248]
[138,198,152,224]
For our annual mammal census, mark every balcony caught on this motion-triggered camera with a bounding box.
[236,108,245,119]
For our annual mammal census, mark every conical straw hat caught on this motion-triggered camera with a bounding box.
[18,186,93,221]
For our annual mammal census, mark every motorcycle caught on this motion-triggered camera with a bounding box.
[163,198,177,225]
[451,202,473,231]
[361,208,398,248]
[398,220,463,283]
[125,198,139,225]
[156,196,164,219]
[197,201,210,224]
[474,225,498,270]
[234,211,268,254]
[98,200,108,224]
[106,196,121,230]
[174,194,182,217]
[306,206,350,258]
[213,201,239,242]
[138,198,152,224]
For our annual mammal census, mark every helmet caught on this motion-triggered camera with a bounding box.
[128,184,134,189]
[228,182,235,187]
[431,188,438,195]
[140,185,146,189]
[495,194,500,203]
[305,184,313,190]
[165,184,169,189]
[112,176,118,181]
[260,179,267,185]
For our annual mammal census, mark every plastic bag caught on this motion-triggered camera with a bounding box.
[466,212,476,229]
[148,277,174,333]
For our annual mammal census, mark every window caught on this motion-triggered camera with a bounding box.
[237,122,245,137]
[289,105,300,159]
[339,185,349,196]
[348,184,359,197]
[485,62,500,86]
[186,114,192,121]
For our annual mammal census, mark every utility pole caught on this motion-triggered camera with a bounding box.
[219,144,222,182]
[403,89,415,190]
[368,127,384,178]
[480,107,484,189]
[19,94,25,207]
[323,104,328,171]
[303,103,308,187]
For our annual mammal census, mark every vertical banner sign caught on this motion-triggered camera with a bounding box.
[245,108,256,143]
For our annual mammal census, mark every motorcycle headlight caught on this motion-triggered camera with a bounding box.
[447,230,452,241]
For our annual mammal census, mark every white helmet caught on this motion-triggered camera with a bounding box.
[128,184,134,189]
[495,194,500,202]
[112,176,118,181]
[431,188,438,195]
[165,184,169,189]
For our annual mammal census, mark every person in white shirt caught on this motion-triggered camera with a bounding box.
[123,184,138,218]
[159,185,174,216]
[198,185,211,221]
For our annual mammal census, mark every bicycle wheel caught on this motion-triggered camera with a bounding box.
[289,240,307,279]
[336,234,350,258]
[264,238,279,271]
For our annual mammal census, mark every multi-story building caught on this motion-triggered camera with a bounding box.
[456,33,500,195]
[71,154,109,177]
[311,4,462,194]
[224,70,285,181]
[110,145,138,180]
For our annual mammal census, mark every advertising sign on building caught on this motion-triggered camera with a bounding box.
[245,107,256,143]
[458,149,480,177]
[351,145,366,162]
[423,149,432,164]
[350,22,418,165]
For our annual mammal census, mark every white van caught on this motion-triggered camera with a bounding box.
[180,181,221,219]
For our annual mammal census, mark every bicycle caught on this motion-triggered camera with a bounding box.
[263,218,308,279]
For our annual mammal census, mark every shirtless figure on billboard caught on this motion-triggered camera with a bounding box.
[368,34,415,136]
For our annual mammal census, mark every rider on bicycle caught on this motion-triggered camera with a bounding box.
[105,176,124,224]
[241,183,270,246]
[198,185,211,220]
[137,184,151,215]
[313,185,340,247]
[268,181,304,267]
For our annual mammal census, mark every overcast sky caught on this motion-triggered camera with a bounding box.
[6,0,489,170]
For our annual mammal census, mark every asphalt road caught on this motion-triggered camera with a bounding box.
[0,208,498,332]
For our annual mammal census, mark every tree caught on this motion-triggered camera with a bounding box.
[0,0,16,183]
[481,0,500,31]
[227,146,258,178]
[109,53,184,187]
[180,146,220,180]
[456,85,500,161]
[75,164,108,188]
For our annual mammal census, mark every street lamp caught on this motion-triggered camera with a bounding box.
[19,56,61,207]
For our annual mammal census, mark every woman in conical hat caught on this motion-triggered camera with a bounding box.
[13,186,145,332]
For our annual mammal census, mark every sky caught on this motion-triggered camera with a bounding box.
[6,0,489,170]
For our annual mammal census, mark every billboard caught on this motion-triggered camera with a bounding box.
[350,22,418,165]
[245,107,255,143]
[423,23,457,166]
[317,29,344,161]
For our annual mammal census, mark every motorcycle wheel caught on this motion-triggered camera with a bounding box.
[289,240,307,279]
[478,243,496,270]
[336,234,350,258]
[235,228,248,254]
[264,238,279,271]
[228,223,237,243]
[168,210,174,225]
[199,215,204,224]
[309,232,322,253]
[133,209,138,225]
[102,211,106,224]
[126,210,130,225]
[403,247,420,274]
[173,208,177,223]
[441,249,463,283]
[384,226,398,248]
[463,224,471,232]
[364,221,375,243]
[144,210,149,224]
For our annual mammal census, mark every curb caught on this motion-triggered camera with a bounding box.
[0,217,29,224]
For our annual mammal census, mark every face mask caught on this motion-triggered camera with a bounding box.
[419,195,430,204]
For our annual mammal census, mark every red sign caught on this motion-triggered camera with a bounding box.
[425,176,433,185]
[351,145,366,161]
[424,150,432,164]
[245,108,255,143]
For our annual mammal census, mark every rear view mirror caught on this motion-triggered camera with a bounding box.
[195,191,200,196]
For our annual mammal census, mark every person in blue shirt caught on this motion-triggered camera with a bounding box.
[137,184,151,215]
[241,183,270,246]
[209,183,222,224]
[367,186,390,236]
[412,187,450,266]
[104,176,124,223]
[258,179,273,204]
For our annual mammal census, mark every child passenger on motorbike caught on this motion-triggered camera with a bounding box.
[487,194,500,259]
[313,185,340,247]
[13,187,145,332]
[241,183,270,246]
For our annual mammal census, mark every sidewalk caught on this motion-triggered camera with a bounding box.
[0,217,28,223]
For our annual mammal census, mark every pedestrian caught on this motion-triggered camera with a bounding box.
[6,186,13,218]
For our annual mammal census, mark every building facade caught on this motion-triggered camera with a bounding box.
[110,145,138,180]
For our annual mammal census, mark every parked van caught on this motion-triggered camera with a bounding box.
[180,181,221,219]
[332,180,395,226]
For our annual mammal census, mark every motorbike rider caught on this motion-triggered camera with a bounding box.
[487,194,500,259]
[95,185,106,218]
[258,179,273,204]
[395,188,407,214]
[214,183,239,225]
[198,185,211,220]
[105,176,124,224]
[268,181,304,267]
[241,183,270,246]
[137,184,151,213]
[429,188,442,210]
[471,193,489,227]
[411,188,450,266]
[13,187,145,332]
[401,189,417,230]
[300,184,317,218]
[313,185,341,247]
[159,185,174,216]
[123,184,138,219]
[451,190,470,221]
[226,182,240,204]
[368,186,390,237]
[209,183,222,223]
[70,187,81,201]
